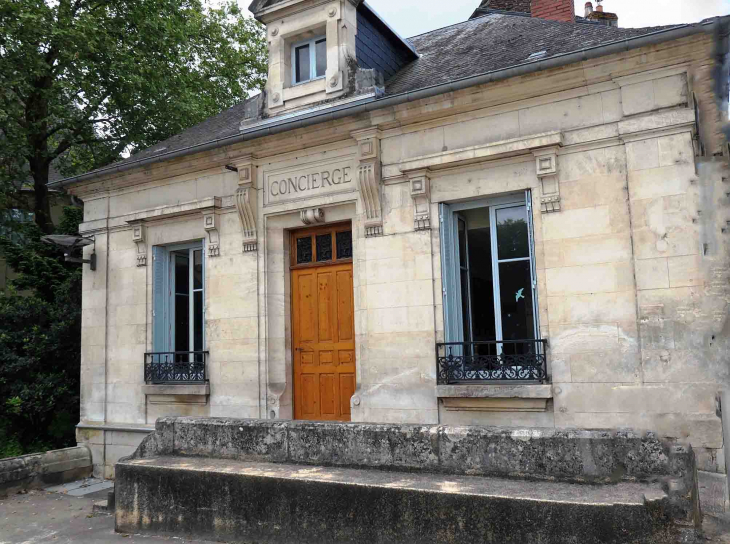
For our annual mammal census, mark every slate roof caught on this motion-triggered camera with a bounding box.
[386,13,678,95]
[80,12,681,175]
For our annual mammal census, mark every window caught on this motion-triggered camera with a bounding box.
[291,224,352,267]
[438,191,545,382]
[0,209,35,243]
[152,242,205,354]
[292,36,327,85]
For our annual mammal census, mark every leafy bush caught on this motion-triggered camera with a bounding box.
[0,206,83,457]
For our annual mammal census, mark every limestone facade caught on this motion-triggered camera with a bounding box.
[67,26,729,479]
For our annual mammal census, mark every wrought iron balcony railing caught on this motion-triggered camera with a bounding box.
[144,351,208,384]
[436,340,548,384]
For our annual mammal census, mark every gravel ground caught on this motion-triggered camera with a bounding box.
[0,490,216,544]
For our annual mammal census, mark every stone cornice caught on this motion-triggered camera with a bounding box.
[392,131,563,174]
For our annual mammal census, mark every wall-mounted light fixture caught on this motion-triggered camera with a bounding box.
[41,235,97,271]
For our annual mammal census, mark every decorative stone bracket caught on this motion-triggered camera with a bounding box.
[130,222,147,267]
[300,208,325,225]
[203,213,220,257]
[352,128,383,237]
[533,147,561,213]
[407,169,431,231]
[233,155,258,253]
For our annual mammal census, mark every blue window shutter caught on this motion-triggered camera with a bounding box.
[152,246,168,352]
[439,203,458,344]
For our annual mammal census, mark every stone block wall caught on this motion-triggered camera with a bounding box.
[71,34,729,490]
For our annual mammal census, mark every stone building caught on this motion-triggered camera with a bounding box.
[53,0,730,493]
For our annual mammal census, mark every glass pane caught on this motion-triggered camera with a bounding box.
[498,260,535,343]
[194,291,203,352]
[297,237,312,264]
[336,231,352,259]
[193,250,203,290]
[296,44,310,83]
[174,252,189,295]
[315,39,326,77]
[496,206,529,260]
[316,233,333,262]
[175,294,190,352]
[457,217,467,268]
[466,226,497,349]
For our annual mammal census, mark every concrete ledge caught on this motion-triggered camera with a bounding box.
[142,384,210,396]
[115,456,685,544]
[441,397,549,412]
[143,384,210,405]
[436,384,553,398]
[0,446,92,497]
[133,418,695,484]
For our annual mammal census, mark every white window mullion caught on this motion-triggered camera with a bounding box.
[525,189,541,341]
[310,40,317,81]
[489,206,504,351]
[188,248,195,355]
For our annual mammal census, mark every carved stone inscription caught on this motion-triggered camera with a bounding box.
[265,160,356,205]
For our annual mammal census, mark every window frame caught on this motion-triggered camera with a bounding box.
[291,35,327,86]
[290,222,353,270]
[153,240,205,354]
[440,191,540,348]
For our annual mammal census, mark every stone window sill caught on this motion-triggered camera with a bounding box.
[437,384,552,413]
[142,384,210,405]
[283,78,326,101]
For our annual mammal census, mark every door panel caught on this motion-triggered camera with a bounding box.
[293,262,356,421]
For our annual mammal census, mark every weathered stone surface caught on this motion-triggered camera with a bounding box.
[0,446,92,497]
[116,456,687,544]
[120,417,700,527]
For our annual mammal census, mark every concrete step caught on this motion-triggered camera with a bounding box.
[116,456,690,544]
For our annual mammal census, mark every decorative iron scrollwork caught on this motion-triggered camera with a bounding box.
[336,231,353,259]
[144,351,208,384]
[436,340,548,384]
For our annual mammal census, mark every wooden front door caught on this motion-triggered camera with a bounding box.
[291,224,355,421]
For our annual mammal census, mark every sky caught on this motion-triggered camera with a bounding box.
[244,0,729,38]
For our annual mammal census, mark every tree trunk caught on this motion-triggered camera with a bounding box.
[31,162,53,235]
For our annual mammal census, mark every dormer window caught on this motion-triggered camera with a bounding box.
[292,36,327,85]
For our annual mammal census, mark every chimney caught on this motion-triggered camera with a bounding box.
[584,0,619,27]
[531,0,575,23]
[584,2,593,17]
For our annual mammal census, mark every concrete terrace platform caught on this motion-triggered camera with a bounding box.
[117,456,683,544]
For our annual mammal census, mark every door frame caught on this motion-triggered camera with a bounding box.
[289,221,355,421]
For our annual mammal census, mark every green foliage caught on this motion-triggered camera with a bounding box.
[0,0,267,230]
[0,206,83,456]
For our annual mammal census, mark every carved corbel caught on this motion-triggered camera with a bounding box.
[533,147,561,213]
[300,208,325,225]
[203,213,220,257]
[233,155,258,253]
[407,169,432,231]
[352,129,383,237]
[130,222,147,267]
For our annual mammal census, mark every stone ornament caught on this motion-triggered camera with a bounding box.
[131,222,147,267]
[271,27,279,36]
[233,155,258,253]
[532,147,561,213]
[328,7,337,17]
[203,213,221,257]
[273,92,281,104]
[300,208,325,225]
[352,128,384,237]
[329,75,339,88]
[408,170,432,231]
